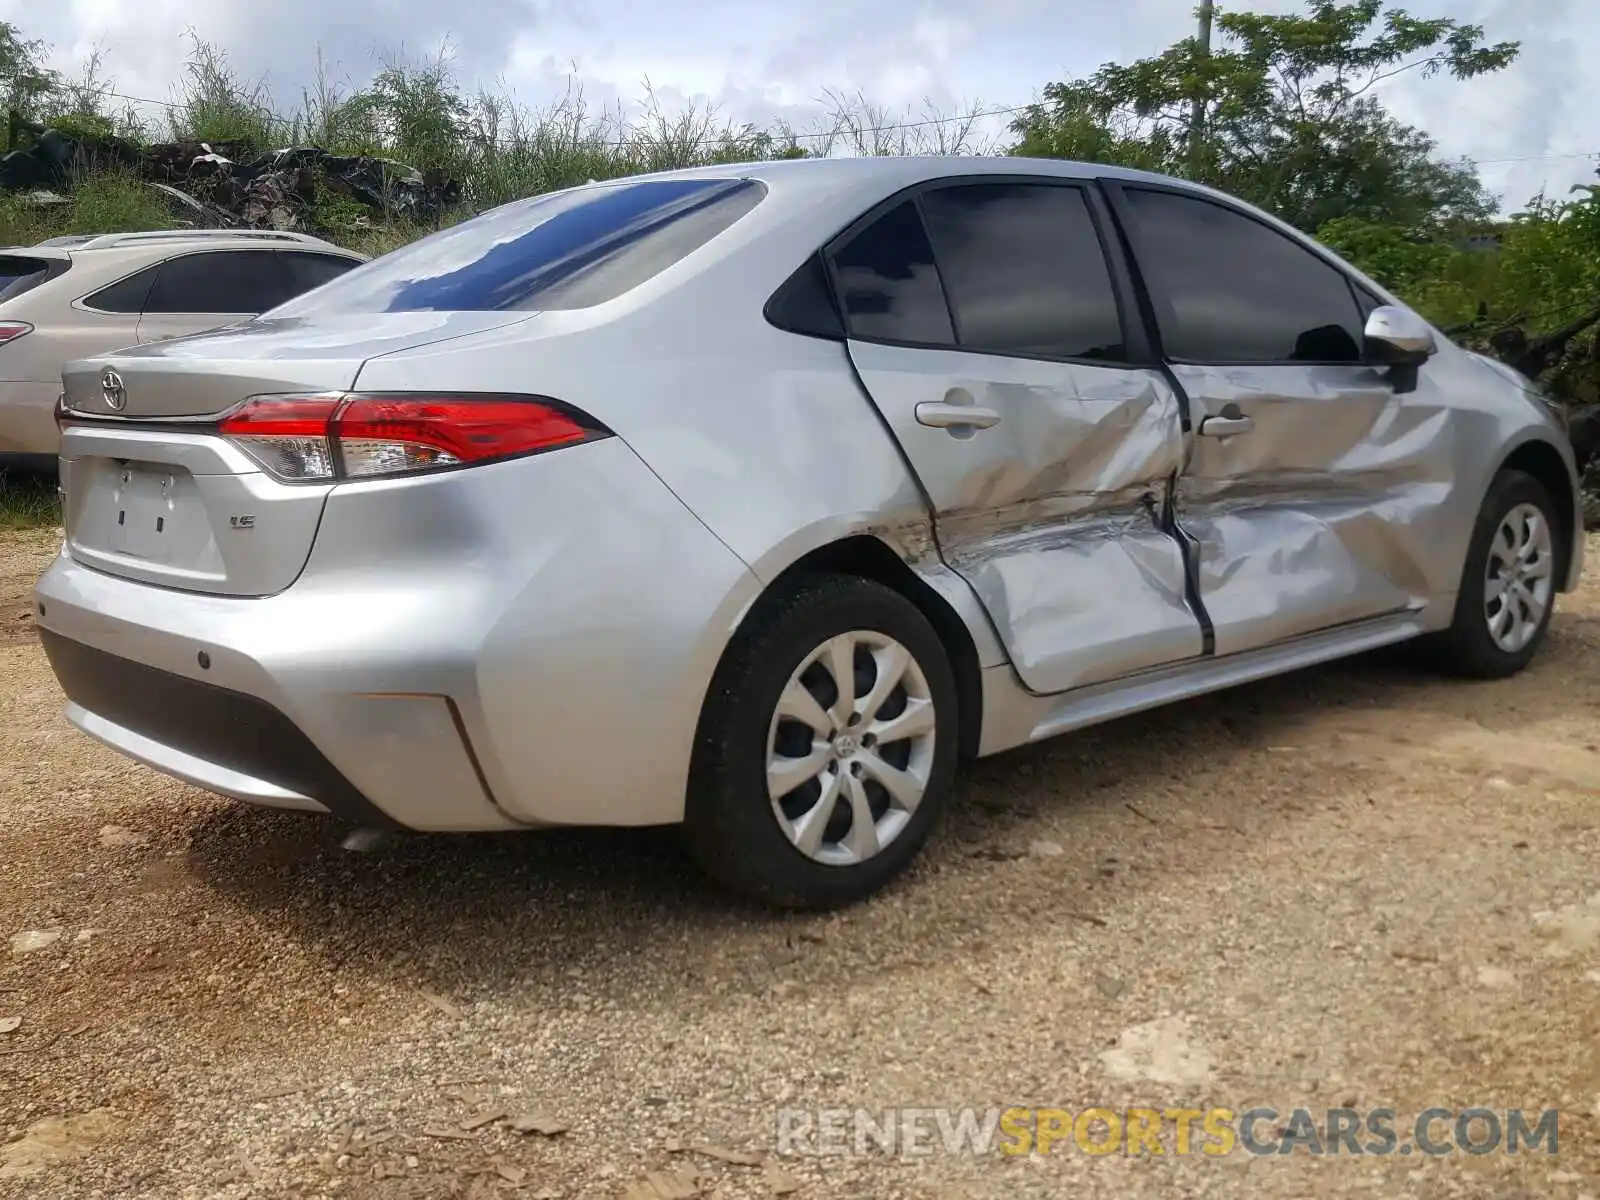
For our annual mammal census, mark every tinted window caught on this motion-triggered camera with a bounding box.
[83,265,160,314]
[829,200,954,345]
[1123,189,1364,363]
[271,179,764,315]
[920,183,1124,360]
[0,255,53,304]
[765,253,845,340]
[145,250,291,314]
[279,252,361,297]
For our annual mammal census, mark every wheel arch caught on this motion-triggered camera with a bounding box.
[1498,436,1581,590]
[718,534,989,761]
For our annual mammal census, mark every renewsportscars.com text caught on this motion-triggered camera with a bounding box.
[774,1106,1560,1159]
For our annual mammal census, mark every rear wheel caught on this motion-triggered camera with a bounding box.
[1423,469,1560,679]
[684,574,959,909]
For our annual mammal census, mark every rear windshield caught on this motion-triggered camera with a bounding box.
[269,177,766,316]
[0,255,55,304]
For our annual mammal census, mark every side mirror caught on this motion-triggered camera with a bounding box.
[1363,305,1436,367]
[1363,305,1436,394]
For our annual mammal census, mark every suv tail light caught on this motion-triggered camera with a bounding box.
[0,321,32,345]
[217,392,612,483]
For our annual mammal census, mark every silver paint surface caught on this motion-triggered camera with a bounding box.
[38,437,760,829]
[1171,342,1579,657]
[979,610,1429,756]
[32,155,1587,833]
[848,341,1202,694]
[60,426,332,597]
[1173,362,1431,655]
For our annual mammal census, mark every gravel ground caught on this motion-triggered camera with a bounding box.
[2,526,1598,1198]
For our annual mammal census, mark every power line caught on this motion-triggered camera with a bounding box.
[66,85,1600,165]
[1470,150,1600,167]
[84,85,1033,146]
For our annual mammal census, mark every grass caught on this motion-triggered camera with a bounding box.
[2,30,1000,254]
[0,472,61,532]
[0,37,990,535]
[0,169,173,246]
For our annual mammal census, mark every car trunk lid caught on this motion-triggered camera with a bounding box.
[58,311,532,597]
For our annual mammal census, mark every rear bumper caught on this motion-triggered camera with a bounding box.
[35,610,506,830]
[42,630,371,819]
[0,381,60,456]
[33,438,761,831]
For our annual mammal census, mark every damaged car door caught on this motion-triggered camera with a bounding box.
[1107,183,1437,657]
[833,179,1205,695]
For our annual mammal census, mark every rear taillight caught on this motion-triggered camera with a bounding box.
[218,394,343,481]
[217,392,611,483]
[0,321,32,345]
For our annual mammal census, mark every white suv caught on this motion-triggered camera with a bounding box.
[0,230,366,467]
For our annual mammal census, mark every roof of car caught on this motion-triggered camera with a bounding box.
[587,154,1181,188]
[515,154,1253,224]
[4,243,71,262]
[25,229,360,257]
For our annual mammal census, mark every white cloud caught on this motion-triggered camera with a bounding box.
[1,0,1592,207]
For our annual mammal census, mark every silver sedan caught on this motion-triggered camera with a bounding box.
[35,156,1583,908]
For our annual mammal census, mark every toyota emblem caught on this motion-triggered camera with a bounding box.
[101,367,127,411]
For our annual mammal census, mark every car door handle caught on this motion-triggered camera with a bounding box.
[1198,414,1255,437]
[915,402,1003,430]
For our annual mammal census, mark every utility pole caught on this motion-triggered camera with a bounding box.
[1189,0,1215,175]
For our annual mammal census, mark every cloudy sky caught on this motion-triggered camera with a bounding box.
[5,0,1596,209]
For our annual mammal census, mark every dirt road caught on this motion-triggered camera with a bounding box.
[2,527,1598,1198]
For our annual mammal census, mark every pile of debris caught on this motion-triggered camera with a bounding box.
[0,120,461,232]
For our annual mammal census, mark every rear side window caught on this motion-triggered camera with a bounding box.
[1121,188,1365,363]
[0,255,55,304]
[83,265,159,313]
[765,253,845,340]
[828,200,955,346]
[145,250,292,314]
[919,183,1125,360]
[270,178,765,315]
[278,252,361,297]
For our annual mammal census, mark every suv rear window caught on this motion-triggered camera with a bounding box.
[270,178,766,315]
[0,255,56,304]
[145,249,292,314]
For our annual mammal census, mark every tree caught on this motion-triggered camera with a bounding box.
[1010,0,1518,233]
[1,21,59,147]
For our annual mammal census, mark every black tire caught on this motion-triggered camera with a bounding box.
[683,573,960,909]
[1421,468,1562,679]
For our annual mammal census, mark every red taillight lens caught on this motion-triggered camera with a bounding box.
[336,396,597,478]
[217,392,609,483]
[0,321,32,345]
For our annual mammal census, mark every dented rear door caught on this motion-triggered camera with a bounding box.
[834,180,1204,695]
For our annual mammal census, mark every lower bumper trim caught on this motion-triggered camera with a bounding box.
[40,629,402,829]
[67,703,331,813]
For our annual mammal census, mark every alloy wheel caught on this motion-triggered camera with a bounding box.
[1484,501,1554,653]
[765,630,937,866]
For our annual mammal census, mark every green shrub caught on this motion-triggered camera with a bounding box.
[63,170,172,234]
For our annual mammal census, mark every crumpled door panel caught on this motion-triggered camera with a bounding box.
[1173,362,1456,656]
[941,495,1202,693]
[848,340,1204,695]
